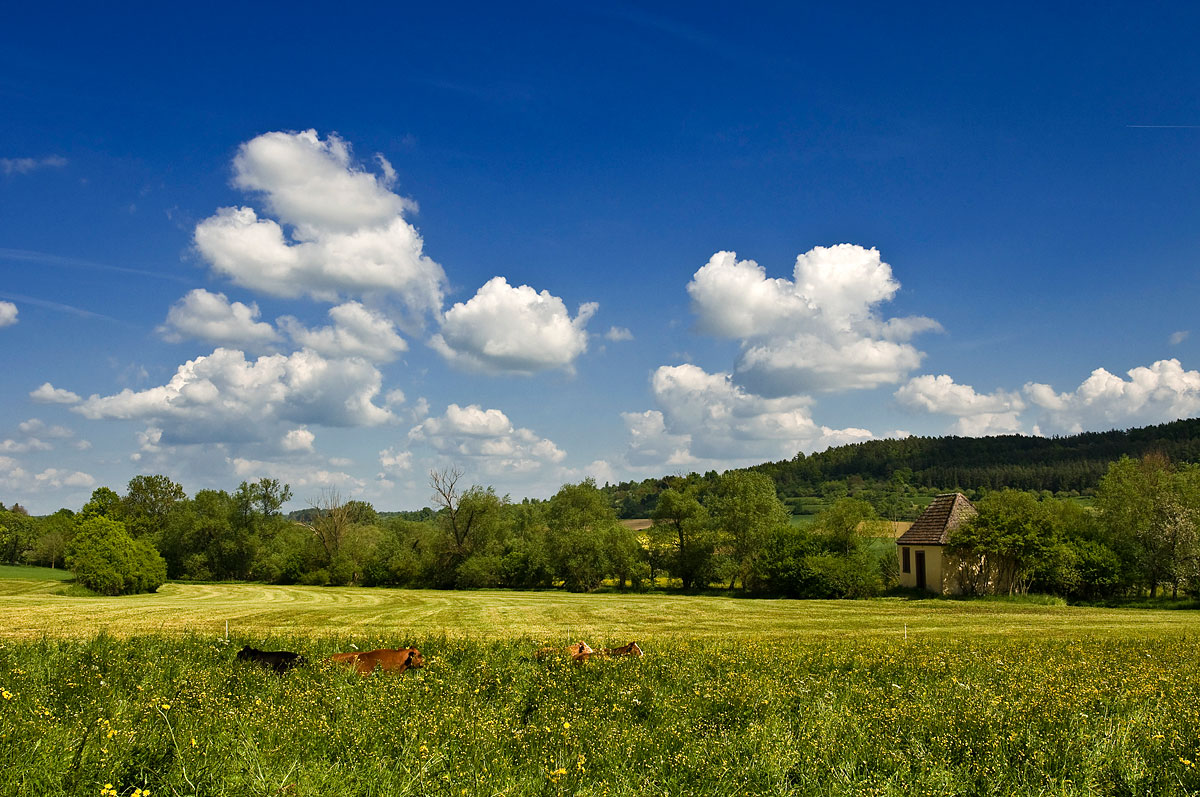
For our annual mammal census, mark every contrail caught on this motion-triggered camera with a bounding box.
[0,291,137,327]
[0,247,195,284]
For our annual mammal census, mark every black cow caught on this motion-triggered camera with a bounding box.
[237,645,307,673]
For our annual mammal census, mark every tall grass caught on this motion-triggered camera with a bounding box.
[970,593,1068,606]
[3,633,1199,795]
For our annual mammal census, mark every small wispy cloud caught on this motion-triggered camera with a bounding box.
[1169,330,1189,345]
[0,292,134,326]
[0,249,194,284]
[404,76,533,106]
[1,156,67,175]
[605,326,634,342]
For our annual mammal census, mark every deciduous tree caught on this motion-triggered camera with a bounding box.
[707,471,790,590]
[1096,455,1200,597]
[122,475,187,539]
[948,489,1052,595]
[0,507,34,565]
[650,487,713,590]
[546,479,628,592]
[66,516,166,595]
[30,509,75,569]
[429,468,504,584]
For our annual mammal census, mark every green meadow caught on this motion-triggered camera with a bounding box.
[3,569,1200,795]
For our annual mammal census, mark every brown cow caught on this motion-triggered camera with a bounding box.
[534,641,593,664]
[598,641,643,658]
[329,648,425,675]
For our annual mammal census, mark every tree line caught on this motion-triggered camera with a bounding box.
[0,469,898,598]
[947,454,1200,600]
[4,449,1200,601]
[603,417,1200,517]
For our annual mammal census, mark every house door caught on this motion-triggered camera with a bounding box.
[915,551,926,590]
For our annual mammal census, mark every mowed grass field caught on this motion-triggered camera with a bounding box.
[3,569,1200,641]
[4,569,1200,796]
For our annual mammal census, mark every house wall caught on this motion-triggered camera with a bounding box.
[896,545,963,595]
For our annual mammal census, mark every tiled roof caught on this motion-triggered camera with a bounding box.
[895,493,977,546]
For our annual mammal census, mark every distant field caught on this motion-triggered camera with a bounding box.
[0,564,73,581]
[2,576,1200,642]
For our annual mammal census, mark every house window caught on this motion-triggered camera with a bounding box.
[902,547,911,573]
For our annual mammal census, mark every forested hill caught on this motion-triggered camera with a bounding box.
[604,417,1200,517]
[752,417,1200,495]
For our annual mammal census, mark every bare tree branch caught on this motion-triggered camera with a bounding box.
[431,467,470,548]
[303,488,351,562]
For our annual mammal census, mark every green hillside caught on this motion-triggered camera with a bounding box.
[605,417,1200,517]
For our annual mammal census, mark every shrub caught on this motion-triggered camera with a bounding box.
[66,517,167,595]
[182,553,213,581]
[256,524,322,584]
[455,554,502,588]
[327,553,357,586]
[802,552,884,598]
[498,549,554,589]
[299,568,329,586]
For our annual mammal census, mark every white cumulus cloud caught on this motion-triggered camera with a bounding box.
[73,347,394,444]
[0,438,52,453]
[30,383,81,404]
[621,410,693,467]
[430,276,597,374]
[228,456,364,493]
[0,457,93,495]
[158,289,280,348]
[0,457,28,487]
[34,468,95,488]
[194,130,446,312]
[625,364,873,467]
[1024,359,1200,435]
[379,447,413,474]
[0,301,16,327]
[18,419,73,438]
[687,246,940,395]
[136,427,163,454]
[281,427,315,452]
[409,403,566,474]
[280,301,407,362]
[605,326,634,342]
[895,374,1026,436]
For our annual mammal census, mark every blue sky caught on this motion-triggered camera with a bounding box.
[2,1,1198,514]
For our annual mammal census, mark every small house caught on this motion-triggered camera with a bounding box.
[895,493,977,594]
